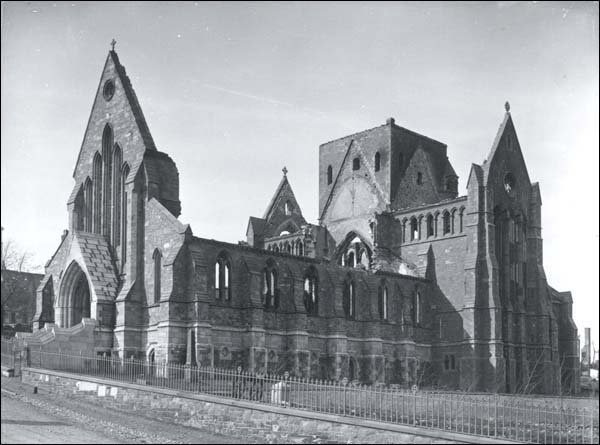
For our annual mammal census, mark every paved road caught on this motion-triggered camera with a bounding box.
[1,378,245,444]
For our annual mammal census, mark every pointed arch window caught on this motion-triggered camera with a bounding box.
[451,209,457,234]
[92,153,102,234]
[303,267,319,316]
[343,277,355,319]
[413,289,421,326]
[378,284,388,321]
[101,124,113,238]
[84,177,93,232]
[215,254,232,300]
[374,152,381,172]
[121,163,130,270]
[417,172,423,185]
[327,165,333,185]
[443,210,451,235]
[410,217,419,241]
[263,262,278,309]
[426,214,434,238]
[112,145,122,247]
[352,157,360,171]
[284,200,292,216]
[153,249,162,304]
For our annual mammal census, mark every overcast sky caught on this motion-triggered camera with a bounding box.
[1,2,598,349]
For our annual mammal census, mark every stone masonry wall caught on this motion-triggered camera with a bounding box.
[20,367,505,444]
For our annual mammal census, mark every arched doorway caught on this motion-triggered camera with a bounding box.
[59,261,91,328]
[71,274,91,326]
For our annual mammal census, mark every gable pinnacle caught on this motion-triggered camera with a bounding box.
[282,166,288,177]
[505,101,510,113]
[111,38,117,51]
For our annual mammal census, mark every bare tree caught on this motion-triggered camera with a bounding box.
[2,239,40,272]
[1,238,42,329]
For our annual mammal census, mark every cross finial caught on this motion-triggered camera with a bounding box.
[282,166,288,177]
[110,38,117,51]
[505,101,510,112]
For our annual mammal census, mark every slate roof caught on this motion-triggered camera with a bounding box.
[75,231,119,302]
[247,216,267,237]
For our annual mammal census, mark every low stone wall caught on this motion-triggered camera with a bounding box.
[21,367,514,444]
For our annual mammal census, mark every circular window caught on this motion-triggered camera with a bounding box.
[103,79,115,101]
[504,173,516,195]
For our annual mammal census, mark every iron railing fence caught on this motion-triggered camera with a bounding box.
[24,349,600,444]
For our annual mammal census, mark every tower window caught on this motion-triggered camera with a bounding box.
[410,217,419,241]
[327,165,333,185]
[426,214,434,238]
[417,172,423,185]
[353,157,360,171]
[443,211,451,235]
[374,152,381,172]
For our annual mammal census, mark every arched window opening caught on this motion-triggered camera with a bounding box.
[215,261,221,298]
[112,145,122,247]
[121,163,130,270]
[401,220,407,243]
[343,278,355,319]
[352,157,360,171]
[263,262,278,309]
[297,240,304,256]
[417,172,423,185]
[92,153,102,234]
[215,255,232,300]
[285,242,292,253]
[75,187,84,231]
[101,124,113,238]
[378,285,388,321]
[347,251,355,268]
[284,200,292,216]
[410,217,418,241]
[327,165,333,185]
[459,208,464,233]
[443,211,451,235]
[303,268,318,316]
[451,209,457,234]
[414,290,421,326]
[153,249,162,305]
[84,178,93,232]
[374,152,381,172]
[426,214,434,238]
